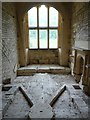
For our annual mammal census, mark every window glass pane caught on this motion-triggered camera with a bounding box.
[28,7,37,27]
[49,30,58,48]
[39,30,47,48]
[39,5,47,27]
[29,30,38,49]
[49,7,58,27]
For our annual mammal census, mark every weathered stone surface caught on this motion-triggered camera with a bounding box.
[29,103,53,119]
[17,64,71,76]
[0,2,2,120]
[71,3,89,49]
[1,2,90,119]
[0,3,2,85]
[2,3,18,83]
[29,50,58,64]
[50,84,66,107]
[3,89,30,118]
[2,73,89,119]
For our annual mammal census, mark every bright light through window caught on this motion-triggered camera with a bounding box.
[49,30,58,48]
[28,7,37,27]
[49,7,58,27]
[39,5,47,27]
[39,30,48,48]
[29,30,38,49]
[28,5,59,49]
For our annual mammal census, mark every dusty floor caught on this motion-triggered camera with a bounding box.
[2,73,89,119]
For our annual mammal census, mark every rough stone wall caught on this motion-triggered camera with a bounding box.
[0,2,2,119]
[2,3,18,83]
[88,2,90,49]
[71,3,89,49]
[29,50,58,64]
[15,2,71,66]
[0,2,2,85]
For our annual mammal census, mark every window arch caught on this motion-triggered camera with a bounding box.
[28,5,59,49]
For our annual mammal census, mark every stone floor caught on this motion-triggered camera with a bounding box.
[2,72,89,119]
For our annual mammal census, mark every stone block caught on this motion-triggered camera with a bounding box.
[39,59,48,64]
[29,103,53,119]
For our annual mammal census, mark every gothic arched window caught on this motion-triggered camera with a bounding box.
[28,5,59,49]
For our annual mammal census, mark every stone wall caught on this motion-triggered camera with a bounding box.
[29,50,58,64]
[0,2,2,85]
[0,1,2,119]
[71,3,89,49]
[2,3,18,83]
[88,2,90,49]
[70,2,90,74]
[16,2,71,66]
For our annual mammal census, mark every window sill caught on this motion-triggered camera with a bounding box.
[29,48,58,50]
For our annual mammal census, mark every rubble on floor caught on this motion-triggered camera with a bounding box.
[2,73,89,119]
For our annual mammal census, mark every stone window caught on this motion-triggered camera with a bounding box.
[28,5,59,49]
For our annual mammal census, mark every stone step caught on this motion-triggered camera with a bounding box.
[17,65,71,76]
